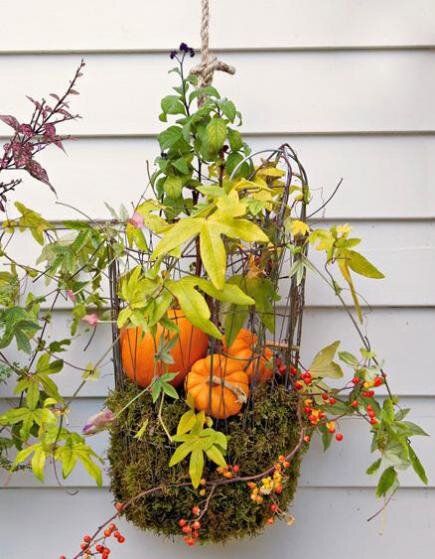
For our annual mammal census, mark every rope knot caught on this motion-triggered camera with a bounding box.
[191,56,235,88]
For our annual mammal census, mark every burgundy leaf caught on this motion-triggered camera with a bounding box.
[26,159,56,194]
[19,124,34,137]
[69,89,79,95]
[0,115,20,130]
[43,123,56,138]
[50,93,60,101]
[12,142,33,166]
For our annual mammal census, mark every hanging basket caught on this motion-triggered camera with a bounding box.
[108,383,303,542]
[106,135,311,542]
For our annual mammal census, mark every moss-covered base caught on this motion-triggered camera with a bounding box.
[107,382,304,543]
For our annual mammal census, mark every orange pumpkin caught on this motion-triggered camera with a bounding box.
[224,328,273,382]
[185,354,250,419]
[120,309,209,388]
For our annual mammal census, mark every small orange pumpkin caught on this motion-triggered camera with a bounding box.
[224,328,273,382]
[120,309,209,388]
[185,354,250,419]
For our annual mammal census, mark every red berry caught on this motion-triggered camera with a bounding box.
[352,377,360,385]
[96,545,104,552]
[115,502,124,512]
[329,397,336,405]
[266,517,274,525]
[294,381,303,390]
[290,366,297,376]
[108,523,116,531]
[83,535,91,543]
[59,556,66,559]
[192,506,200,515]
[80,543,89,551]
[335,433,344,442]
[104,529,111,538]
[278,364,287,374]
[303,435,310,443]
[321,393,329,401]
[117,536,125,543]
[351,400,358,408]
[232,464,240,473]
[178,518,187,527]
[182,525,192,534]
[192,520,201,530]
[270,503,278,512]
[374,377,383,387]
[370,418,378,425]
[113,531,120,538]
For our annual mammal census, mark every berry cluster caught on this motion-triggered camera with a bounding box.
[216,463,240,479]
[178,506,202,546]
[248,455,289,504]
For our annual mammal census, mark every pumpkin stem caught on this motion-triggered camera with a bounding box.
[209,375,248,404]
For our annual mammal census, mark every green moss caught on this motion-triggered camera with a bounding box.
[107,382,305,543]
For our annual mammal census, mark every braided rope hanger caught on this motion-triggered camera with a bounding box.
[190,0,235,88]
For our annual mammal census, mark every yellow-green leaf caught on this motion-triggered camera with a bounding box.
[153,217,203,258]
[217,217,268,243]
[189,448,205,488]
[200,222,226,289]
[309,341,343,378]
[347,251,385,279]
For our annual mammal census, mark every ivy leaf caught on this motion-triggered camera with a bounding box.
[205,444,227,467]
[347,251,385,279]
[177,409,197,436]
[206,118,227,153]
[309,341,343,379]
[31,446,47,481]
[376,466,398,497]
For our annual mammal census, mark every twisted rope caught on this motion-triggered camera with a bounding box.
[190,0,235,88]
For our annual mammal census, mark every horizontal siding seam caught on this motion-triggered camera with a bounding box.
[0,45,434,55]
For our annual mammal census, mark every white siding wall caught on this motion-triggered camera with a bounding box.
[1,2,434,557]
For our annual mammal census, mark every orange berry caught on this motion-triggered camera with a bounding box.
[335,433,344,442]
[192,506,200,516]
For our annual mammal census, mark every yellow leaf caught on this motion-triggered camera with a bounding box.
[288,219,310,238]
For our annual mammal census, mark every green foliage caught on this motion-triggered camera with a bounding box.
[170,404,228,488]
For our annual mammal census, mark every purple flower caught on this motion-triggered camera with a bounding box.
[170,50,177,59]
[179,42,189,52]
[189,48,195,58]
[83,408,115,436]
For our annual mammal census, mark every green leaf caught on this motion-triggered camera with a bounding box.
[78,454,102,487]
[399,421,429,437]
[189,448,205,488]
[158,126,183,150]
[309,341,343,379]
[161,95,185,115]
[205,445,227,467]
[227,129,243,151]
[162,383,179,400]
[347,251,385,279]
[376,466,398,497]
[206,118,227,153]
[167,279,222,339]
[408,444,428,485]
[224,304,249,347]
[200,222,227,289]
[338,351,359,366]
[220,99,237,121]
[163,175,183,198]
[366,458,382,475]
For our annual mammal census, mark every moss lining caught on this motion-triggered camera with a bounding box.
[107,382,304,543]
